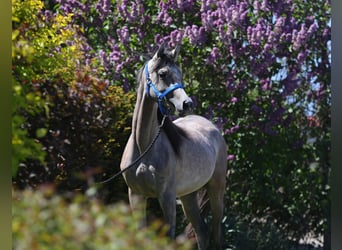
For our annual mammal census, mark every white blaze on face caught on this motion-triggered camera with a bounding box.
[169,87,192,113]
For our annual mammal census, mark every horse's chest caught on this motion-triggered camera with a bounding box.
[124,161,170,197]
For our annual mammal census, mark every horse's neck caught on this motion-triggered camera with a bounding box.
[132,83,159,153]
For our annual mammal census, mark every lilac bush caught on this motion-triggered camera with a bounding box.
[28,0,330,247]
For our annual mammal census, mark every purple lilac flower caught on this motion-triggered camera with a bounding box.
[43,10,53,22]
[261,78,271,91]
[307,23,318,35]
[185,25,207,45]
[263,43,272,53]
[247,21,266,46]
[157,1,174,26]
[292,24,307,51]
[154,34,171,47]
[201,0,216,12]
[117,0,142,23]
[274,16,286,34]
[109,50,121,63]
[227,154,235,161]
[96,0,111,19]
[98,50,108,68]
[169,29,184,47]
[172,0,195,12]
[253,0,261,13]
[116,63,124,73]
[206,47,221,64]
[260,0,269,12]
[297,51,306,63]
[231,97,238,103]
[201,11,214,31]
[225,125,240,135]
[131,2,139,19]
[117,26,130,45]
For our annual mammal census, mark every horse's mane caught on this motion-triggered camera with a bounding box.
[157,109,187,156]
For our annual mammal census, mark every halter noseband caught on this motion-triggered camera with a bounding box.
[144,60,184,115]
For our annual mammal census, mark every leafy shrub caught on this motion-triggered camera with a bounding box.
[12,188,193,250]
[12,0,135,203]
[14,72,135,202]
[12,0,83,176]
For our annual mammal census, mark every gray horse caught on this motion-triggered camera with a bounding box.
[120,44,227,250]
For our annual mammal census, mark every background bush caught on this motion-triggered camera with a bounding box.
[12,0,331,248]
[12,188,193,250]
[12,0,134,203]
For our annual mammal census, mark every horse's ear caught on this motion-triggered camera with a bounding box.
[157,43,167,58]
[171,45,180,61]
[152,43,179,62]
[152,43,167,61]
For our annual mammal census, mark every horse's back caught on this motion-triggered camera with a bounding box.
[174,115,225,147]
[174,114,216,128]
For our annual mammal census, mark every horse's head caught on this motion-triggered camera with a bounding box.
[144,44,193,116]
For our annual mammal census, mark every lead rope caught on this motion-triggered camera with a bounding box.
[98,115,167,184]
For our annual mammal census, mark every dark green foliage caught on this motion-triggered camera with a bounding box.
[13,72,135,203]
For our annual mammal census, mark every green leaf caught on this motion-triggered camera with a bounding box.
[36,128,47,138]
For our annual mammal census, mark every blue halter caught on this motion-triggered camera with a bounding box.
[144,60,184,115]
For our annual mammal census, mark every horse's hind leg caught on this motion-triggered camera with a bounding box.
[180,192,209,250]
[207,162,226,250]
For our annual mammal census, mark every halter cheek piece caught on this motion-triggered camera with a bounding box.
[144,60,184,115]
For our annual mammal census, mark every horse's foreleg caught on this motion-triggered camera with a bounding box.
[128,188,147,228]
[158,190,177,238]
[180,192,209,250]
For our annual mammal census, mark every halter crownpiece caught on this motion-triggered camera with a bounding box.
[144,60,184,115]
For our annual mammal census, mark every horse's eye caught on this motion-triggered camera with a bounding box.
[158,69,168,78]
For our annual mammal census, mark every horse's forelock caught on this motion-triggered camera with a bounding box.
[150,45,177,71]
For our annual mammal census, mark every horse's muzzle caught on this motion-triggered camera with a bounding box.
[181,99,193,116]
